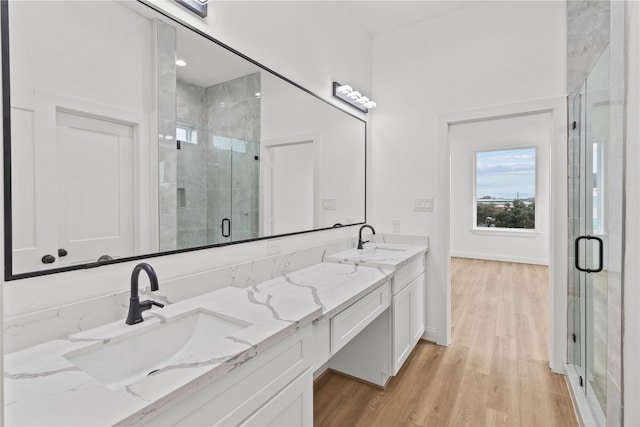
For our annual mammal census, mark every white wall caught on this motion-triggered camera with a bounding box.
[450,112,550,265]
[370,1,566,344]
[3,1,371,319]
[260,72,366,229]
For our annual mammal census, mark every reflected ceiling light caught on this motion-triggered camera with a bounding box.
[332,82,376,113]
[175,58,187,67]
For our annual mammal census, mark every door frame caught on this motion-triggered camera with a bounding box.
[18,91,150,269]
[436,96,567,373]
[259,132,321,236]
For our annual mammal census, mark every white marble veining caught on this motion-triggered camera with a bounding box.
[326,242,428,270]
[4,262,392,426]
[4,238,352,354]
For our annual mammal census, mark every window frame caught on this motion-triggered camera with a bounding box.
[472,146,539,233]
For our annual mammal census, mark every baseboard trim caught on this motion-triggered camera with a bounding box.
[423,327,438,343]
[451,251,548,266]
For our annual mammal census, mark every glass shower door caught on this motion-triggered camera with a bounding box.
[572,46,609,419]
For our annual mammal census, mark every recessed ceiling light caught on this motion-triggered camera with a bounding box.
[175,59,187,67]
[255,92,261,98]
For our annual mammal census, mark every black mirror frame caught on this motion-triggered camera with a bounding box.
[1,0,367,281]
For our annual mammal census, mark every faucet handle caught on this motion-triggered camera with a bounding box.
[150,300,165,308]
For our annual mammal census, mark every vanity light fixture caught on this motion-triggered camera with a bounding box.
[332,82,376,113]
[175,0,209,18]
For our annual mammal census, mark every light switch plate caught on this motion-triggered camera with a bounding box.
[414,198,433,212]
[392,219,401,233]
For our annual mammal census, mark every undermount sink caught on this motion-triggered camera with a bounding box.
[360,245,408,255]
[63,309,252,390]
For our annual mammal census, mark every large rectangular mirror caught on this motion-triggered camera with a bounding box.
[3,0,366,278]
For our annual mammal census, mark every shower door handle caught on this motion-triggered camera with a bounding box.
[574,235,604,273]
[221,218,231,238]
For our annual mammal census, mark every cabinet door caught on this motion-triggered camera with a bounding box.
[410,273,425,342]
[392,282,412,375]
[240,369,313,427]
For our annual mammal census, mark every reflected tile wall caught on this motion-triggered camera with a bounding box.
[156,20,178,252]
[567,0,610,95]
[176,79,205,130]
[205,73,261,143]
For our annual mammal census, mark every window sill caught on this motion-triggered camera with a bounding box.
[471,228,540,238]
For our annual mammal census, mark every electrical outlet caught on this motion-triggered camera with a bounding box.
[414,198,433,212]
[392,219,401,233]
[322,198,336,210]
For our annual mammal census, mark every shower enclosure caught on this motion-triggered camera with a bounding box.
[175,125,259,248]
[568,46,610,424]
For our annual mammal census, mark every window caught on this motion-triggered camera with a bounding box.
[176,124,198,145]
[475,147,536,229]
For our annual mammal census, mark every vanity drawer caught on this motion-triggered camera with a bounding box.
[393,255,424,295]
[331,281,390,354]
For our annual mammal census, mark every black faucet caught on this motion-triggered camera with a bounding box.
[357,224,376,249]
[126,263,165,325]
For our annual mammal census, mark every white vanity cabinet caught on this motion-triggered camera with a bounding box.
[325,243,427,378]
[392,271,425,374]
[390,255,426,375]
[139,325,313,427]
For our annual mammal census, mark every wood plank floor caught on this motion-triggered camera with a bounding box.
[313,258,577,426]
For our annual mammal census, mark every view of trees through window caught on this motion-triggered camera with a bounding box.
[475,148,536,229]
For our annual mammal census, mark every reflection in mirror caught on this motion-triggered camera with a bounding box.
[6,0,365,278]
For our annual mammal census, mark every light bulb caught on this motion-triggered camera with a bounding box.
[347,91,361,100]
[175,59,187,67]
[337,85,353,94]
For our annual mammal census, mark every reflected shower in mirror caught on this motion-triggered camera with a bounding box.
[5,0,365,278]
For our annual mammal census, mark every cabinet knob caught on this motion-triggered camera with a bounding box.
[58,248,68,257]
[41,254,56,264]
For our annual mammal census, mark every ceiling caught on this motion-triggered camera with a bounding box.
[338,1,482,38]
[174,1,484,88]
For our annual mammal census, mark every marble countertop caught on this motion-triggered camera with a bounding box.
[4,262,392,426]
[325,243,428,270]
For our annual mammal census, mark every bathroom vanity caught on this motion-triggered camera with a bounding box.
[326,242,427,375]
[3,242,427,426]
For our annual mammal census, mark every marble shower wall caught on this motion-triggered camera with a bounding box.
[567,0,610,95]
[205,73,261,143]
[157,20,178,252]
[176,79,207,249]
[605,2,624,423]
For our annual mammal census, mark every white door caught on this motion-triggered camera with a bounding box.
[259,134,321,236]
[55,111,134,266]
